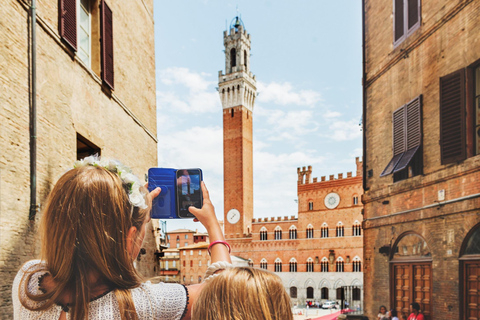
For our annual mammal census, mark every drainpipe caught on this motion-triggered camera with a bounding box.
[29,0,37,220]
[362,0,368,192]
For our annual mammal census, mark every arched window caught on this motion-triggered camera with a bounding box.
[290,286,297,298]
[336,287,344,300]
[274,226,282,240]
[230,48,236,68]
[274,258,282,272]
[306,287,314,299]
[308,201,313,210]
[391,232,432,318]
[244,50,247,70]
[353,287,361,301]
[336,222,344,237]
[306,257,314,272]
[260,258,267,270]
[336,257,344,272]
[460,223,480,320]
[321,223,329,238]
[248,259,254,267]
[321,287,329,299]
[289,225,297,239]
[352,256,362,272]
[289,258,297,272]
[306,224,314,238]
[321,257,329,272]
[260,227,268,241]
[353,220,362,236]
[353,195,359,205]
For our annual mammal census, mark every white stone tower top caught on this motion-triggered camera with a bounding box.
[218,16,257,112]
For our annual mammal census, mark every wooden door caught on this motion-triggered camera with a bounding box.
[464,261,480,320]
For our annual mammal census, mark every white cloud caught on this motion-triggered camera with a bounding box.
[257,81,322,107]
[328,119,362,141]
[324,110,342,118]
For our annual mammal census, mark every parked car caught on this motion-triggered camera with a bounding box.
[322,301,336,309]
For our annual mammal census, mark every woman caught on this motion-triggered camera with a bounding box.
[12,157,231,320]
[192,267,293,320]
[378,305,388,320]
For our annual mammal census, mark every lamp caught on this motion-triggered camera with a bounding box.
[315,256,319,264]
[329,250,335,264]
[346,255,350,263]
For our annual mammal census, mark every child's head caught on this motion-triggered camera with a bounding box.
[192,267,293,320]
[379,305,387,314]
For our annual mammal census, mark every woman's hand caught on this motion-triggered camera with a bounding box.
[188,182,219,231]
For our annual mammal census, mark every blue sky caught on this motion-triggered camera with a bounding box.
[154,1,363,232]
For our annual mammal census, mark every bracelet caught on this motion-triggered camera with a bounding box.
[203,261,233,282]
[208,240,231,256]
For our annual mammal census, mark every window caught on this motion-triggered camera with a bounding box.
[274,259,282,272]
[290,287,297,299]
[289,226,297,239]
[393,0,421,46]
[260,259,267,270]
[353,287,361,301]
[176,236,180,241]
[230,48,236,69]
[353,259,362,272]
[336,287,345,300]
[289,259,297,272]
[336,259,344,272]
[306,287,314,299]
[76,133,100,160]
[308,201,313,210]
[260,227,268,241]
[183,276,185,283]
[321,259,329,272]
[244,50,248,70]
[353,221,362,236]
[78,0,91,67]
[182,250,185,255]
[184,242,188,247]
[190,260,193,267]
[336,223,344,237]
[165,261,169,270]
[167,235,170,240]
[199,250,202,255]
[353,196,359,205]
[306,258,314,272]
[321,224,329,238]
[248,259,254,267]
[306,224,314,239]
[274,227,282,240]
[190,250,193,255]
[199,260,202,267]
[173,261,176,268]
[185,235,188,239]
[190,276,193,283]
[321,287,329,300]
[176,243,179,249]
[380,95,422,182]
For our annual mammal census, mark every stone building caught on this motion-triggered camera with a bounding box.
[0,0,157,317]
[362,1,480,319]
[218,17,364,307]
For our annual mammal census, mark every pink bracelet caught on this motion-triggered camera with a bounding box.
[208,240,231,255]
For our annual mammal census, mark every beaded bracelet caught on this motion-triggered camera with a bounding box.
[208,240,231,256]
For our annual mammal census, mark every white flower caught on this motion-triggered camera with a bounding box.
[129,191,147,209]
[123,173,139,185]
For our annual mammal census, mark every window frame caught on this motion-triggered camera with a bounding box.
[393,0,421,47]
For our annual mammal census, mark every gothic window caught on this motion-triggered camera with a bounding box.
[274,226,282,240]
[353,221,362,236]
[336,258,344,272]
[336,222,344,237]
[306,287,314,299]
[289,258,297,272]
[321,258,329,272]
[290,286,297,299]
[321,287,329,299]
[306,257,314,272]
[248,259,254,267]
[260,258,268,270]
[289,225,297,239]
[306,224,314,239]
[336,287,345,300]
[230,48,236,68]
[321,223,329,238]
[353,195,359,205]
[274,258,282,272]
[353,256,362,272]
[308,201,313,210]
[260,227,268,241]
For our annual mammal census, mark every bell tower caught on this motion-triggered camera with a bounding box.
[219,16,256,238]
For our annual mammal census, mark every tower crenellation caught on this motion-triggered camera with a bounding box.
[297,158,363,186]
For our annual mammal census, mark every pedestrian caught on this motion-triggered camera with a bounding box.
[12,156,231,320]
[407,302,425,320]
[192,267,293,320]
[378,305,389,320]
[399,312,408,320]
[388,309,399,320]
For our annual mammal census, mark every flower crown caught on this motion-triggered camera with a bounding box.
[73,156,148,209]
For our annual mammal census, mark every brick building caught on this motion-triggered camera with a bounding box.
[362,1,480,319]
[0,0,158,317]
[218,17,364,307]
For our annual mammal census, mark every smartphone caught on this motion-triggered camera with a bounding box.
[176,169,203,218]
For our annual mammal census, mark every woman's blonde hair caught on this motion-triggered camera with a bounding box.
[192,267,293,320]
[20,165,151,320]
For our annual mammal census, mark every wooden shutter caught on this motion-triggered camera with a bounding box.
[381,106,406,176]
[394,95,422,172]
[394,0,405,43]
[59,0,77,50]
[101,0,114,89]
[407,0,420,31]
[440,69,466,164]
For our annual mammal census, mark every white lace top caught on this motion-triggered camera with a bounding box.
[12,260,188,320]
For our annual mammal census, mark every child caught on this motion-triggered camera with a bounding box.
[378,305,389,320]
[192,267,293,320]
[12,156,231,320]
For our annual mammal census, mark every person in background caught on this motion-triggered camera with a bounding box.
[192,267,293,320]
[378,305,389,320]
[388,309,399,320]
[407,302,425,320]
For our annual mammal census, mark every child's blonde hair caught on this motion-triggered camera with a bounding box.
[192,267,293,320]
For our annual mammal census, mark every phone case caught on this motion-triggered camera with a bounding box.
[148,168,177,219]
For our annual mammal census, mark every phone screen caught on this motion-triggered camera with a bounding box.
[176,169,202,218]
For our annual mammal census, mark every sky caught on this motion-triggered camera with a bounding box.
[154,1,363,233]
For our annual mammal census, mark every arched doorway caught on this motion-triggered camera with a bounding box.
[390,232,432,319]
[460,223,480,320]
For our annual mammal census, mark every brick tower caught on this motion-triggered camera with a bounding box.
[218,16,256,238]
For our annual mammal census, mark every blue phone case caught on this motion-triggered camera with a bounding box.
[148,168,177,219]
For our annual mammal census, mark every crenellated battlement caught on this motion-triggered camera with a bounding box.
[252,215,297,223]
[297,157,363,185]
